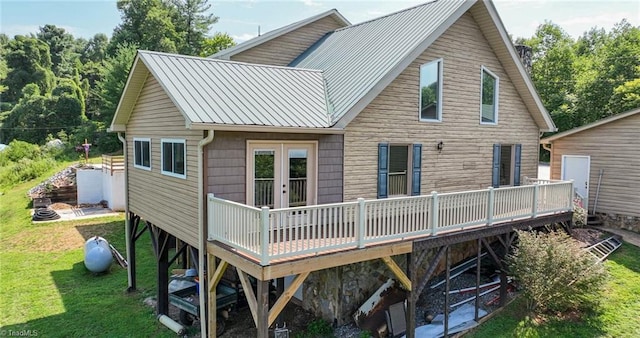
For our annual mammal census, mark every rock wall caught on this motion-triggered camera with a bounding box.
[599,212,640,233]
[302,240,481,325]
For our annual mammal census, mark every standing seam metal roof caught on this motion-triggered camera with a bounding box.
[138,51,331,128]
[290,0,469,124]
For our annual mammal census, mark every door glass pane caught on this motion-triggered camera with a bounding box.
[288,149,307,207]
[500,145,512,186]
[388,146,408,195]
[254,150,275,208]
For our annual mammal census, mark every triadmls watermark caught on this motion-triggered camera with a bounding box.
[0,330,39,337]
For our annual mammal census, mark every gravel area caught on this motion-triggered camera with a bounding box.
[28,166,77,198]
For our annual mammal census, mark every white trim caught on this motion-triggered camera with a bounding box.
[419,58,444,122]
[189,122,345,134]
[541,107,640,143]
[133,137,152,171]
[160,138,187,179]
[480,66,499,125]
[246,140,319,209]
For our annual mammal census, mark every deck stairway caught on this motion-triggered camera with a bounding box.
[586,236,622,262]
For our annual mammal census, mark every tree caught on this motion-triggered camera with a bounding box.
[96,43,138,124]
[199,32,235,57]
[2,36,55,103]
[608,78,640,113]
[171,0,218,55]
[37,24,77,78]
[110,0,181,54]
[81,33,109,63]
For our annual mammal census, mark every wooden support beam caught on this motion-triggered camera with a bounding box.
[496,233,507,249]
[414,246,447,298]
[237,269,259,328]
[209,260,229,292]
[481,238,503,270]
[207,254,217,338]
[268,271,310,326]
[381,256,411,290]
[257,280,270,338]
[444,246,450,337]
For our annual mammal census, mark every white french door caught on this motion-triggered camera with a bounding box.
[247,141,317,209]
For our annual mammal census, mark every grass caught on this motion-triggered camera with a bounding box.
[466,242,640,338]
[0,160,177,337]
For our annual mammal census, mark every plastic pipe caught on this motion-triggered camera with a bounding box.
[157,314,186,335]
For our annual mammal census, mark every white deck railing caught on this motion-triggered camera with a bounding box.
[208,180,574,265]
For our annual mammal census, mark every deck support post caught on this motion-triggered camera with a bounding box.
[150,224,171,316]
[276,277,285,326]
[475,238,481,321]
[207,254,217,338]
[444,246,451,337]
[257,279,270,338]
[127,212,141,292]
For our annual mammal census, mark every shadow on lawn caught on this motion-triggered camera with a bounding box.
[608,243,640,274]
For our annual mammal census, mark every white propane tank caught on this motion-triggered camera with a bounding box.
[84,236,113,273]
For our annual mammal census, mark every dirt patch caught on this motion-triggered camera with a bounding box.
[8,221,116,252]
[48,202,74,210]
[572,228,605,247]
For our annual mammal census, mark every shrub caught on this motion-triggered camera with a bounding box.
[507,229,607,313]
[573,197,587,226]
[0,157,56,189]
[0,140,42,165]
[294,319,334,338]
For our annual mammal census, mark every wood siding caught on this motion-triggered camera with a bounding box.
[126,74,203,246]
[206,132,343,204]
[343,12,540,201]
[549,113,640,217]
[230,16,345,66]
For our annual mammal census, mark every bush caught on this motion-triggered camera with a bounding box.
[0,140,42,165]
[0,156,56,189]
[294,319,334,338]
[507,229,607,313]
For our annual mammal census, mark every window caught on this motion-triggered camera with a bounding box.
[492,144,521,187]
[481,67,499,124]
[378,143,422,198]
[133,138,151,170]
[161,139,186,179]
[420,59,443,121]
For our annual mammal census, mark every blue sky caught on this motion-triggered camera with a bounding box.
[1,0,638,43]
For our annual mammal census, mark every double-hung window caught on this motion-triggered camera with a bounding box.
[133,138,151,170]
[419,59,443,121]
[161,139,186,179]
[481,67,499,124]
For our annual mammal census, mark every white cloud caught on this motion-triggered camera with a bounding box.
[232,33,257,42]
[300,0,322,7]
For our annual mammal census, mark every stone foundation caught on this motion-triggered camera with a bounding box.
[302,240,480,325]
[598,213,640,233]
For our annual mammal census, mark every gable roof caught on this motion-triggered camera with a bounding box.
[210,9,350,60]
[290,0,473,128]
[110,51,331,132]
[111,0,556,133]
[540,107,640,143]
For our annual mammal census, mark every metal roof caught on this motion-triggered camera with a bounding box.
[290,0,473,126]
[210,9,350,60]
[136,51,331,128]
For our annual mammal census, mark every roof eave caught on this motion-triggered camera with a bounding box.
[190,123,344,134]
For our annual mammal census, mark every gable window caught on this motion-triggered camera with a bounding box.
[492,144,521,187]
[419,59,443,121]
[481,67,499,124]
[161,139,186,179]
[133,138,151,170]
[378,143,422,198]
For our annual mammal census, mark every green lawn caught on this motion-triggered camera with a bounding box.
[0,162,178,337]
[467,242,640,338]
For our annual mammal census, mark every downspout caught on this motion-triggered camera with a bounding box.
[117,132,133,290]
[197,130,215,337]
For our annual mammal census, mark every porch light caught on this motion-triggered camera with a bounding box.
[437,141,444,152]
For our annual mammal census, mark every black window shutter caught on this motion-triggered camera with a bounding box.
[492,144,501,188]
[377,143,389,199]
[513,144,522,186]
[411,144,422,196]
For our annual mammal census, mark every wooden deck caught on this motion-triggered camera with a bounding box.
[207,180,574,279]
